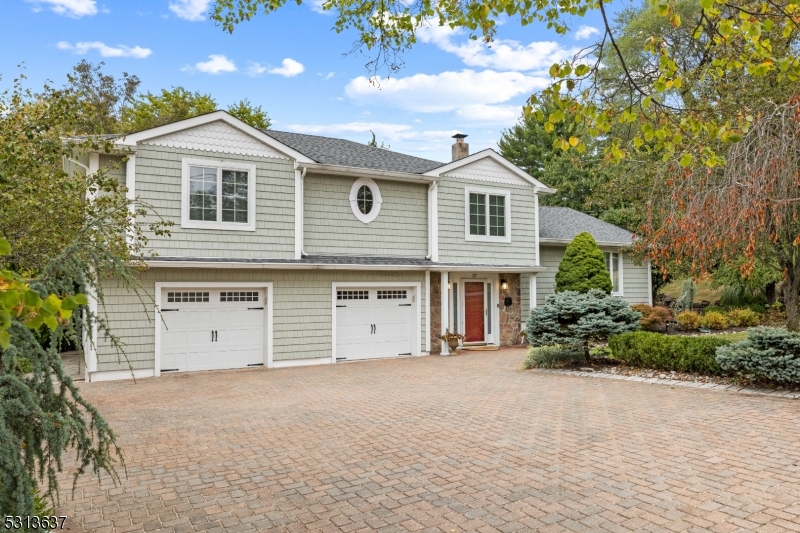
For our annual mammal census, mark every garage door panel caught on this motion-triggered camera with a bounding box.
[160,288,266,373]
[335,287,414,361]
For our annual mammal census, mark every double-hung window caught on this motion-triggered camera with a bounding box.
[181,158,256,231]
[465,187,511,243]
[604,252,623,295]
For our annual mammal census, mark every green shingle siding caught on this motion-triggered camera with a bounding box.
[99,154,126,187]
[536,245,650,305]
[134,146,296,259]
[304,174,428,257]
[95,268,428,371]
[437,177,537,266]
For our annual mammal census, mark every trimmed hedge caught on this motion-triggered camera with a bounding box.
[523,345,585,369]
[609,331,735,374]
[716,327,800,384]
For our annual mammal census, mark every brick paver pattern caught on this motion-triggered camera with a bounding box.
[57,348,800,533]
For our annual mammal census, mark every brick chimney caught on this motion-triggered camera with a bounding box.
[451,133,469,161]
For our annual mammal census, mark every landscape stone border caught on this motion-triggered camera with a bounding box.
[534,368,800,399]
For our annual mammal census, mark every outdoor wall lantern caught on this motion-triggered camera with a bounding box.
[500,279,508,291]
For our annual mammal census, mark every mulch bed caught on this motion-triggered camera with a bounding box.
[564,356,800,393]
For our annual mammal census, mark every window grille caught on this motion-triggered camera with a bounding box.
[220,291,259,302]
[377,290,407,299]
[337,290,369,300]
[166,292,209,303]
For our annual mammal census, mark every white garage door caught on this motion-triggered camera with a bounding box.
[335,287,415,361]
[160,289,265,372]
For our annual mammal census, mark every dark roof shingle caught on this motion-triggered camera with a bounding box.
[539,206,633,244]
[263,130,444,174]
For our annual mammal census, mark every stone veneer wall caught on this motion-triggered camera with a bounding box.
[499,273,521,346]
[430,273,442,354]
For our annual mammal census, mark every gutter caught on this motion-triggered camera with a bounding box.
[539,238,633,248]
[145,259,546,273]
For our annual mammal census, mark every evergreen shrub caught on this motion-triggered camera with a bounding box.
[727,308,760,327]
[701,310,729,330]
[631,304,672,331]
[609,332,733,374]
[554,232,613,293]
[526,289,640,360]
[676,310,701,330]
[716,327,800,383]
[523,345,585,369]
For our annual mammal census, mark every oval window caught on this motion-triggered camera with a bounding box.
[357,185,373,214]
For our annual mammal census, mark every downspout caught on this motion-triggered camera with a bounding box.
[65,157,90,173]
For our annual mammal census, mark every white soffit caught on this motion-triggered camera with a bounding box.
[143,120,289,160]
[442,156,531,186]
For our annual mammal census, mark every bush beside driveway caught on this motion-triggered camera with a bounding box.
[58,347,800,533]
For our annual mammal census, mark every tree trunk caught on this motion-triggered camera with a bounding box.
[786,266,800,331]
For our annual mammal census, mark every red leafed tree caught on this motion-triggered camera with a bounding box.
[639,96,800,330]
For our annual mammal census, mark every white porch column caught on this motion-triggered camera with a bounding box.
[530,273,537,309]
[441,271,449,355]
[425,270,431,353]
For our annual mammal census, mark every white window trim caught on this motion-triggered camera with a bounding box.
[464,186,511,243]
[181,157,257,232]
[605,251,624,296]
[349,177,382,224]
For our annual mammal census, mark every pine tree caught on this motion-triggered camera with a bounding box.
[555,232,612,294]
[526,289,641,361]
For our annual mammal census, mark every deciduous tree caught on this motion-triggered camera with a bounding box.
[227,98,272,130]
[120,87,217,133]
[639,97,800,329]
[0,76,170,518]
[211,0,800,168]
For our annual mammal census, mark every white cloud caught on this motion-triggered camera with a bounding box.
[418,25,575,72]
[269,58,305,77]
[318,71,335,80]
[455,104,521,123]
[27,0,97,17]
[574,25,601,40]
[345,70,547,114]
[169,0,211,21]
[56,41,152,58]
[309,0,331,14]
[246,61,268,76]
[184,54,237,74]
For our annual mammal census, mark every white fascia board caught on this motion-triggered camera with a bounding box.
[539,238,633,248]
[423,149,556,191]
[112,110,315,163]
[304,162,439,184]
[145,260,545,273]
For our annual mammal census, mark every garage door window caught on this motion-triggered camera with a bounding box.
[167,291,209,303]
[220,291,259,302]
[377,290,407,299]
[338,290,369,300]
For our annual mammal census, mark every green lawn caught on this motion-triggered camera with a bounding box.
[660,279,724,303]
[705,331,748,342]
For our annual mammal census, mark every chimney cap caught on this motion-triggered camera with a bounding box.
[451,133,468,140]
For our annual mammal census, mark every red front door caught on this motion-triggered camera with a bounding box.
[464,282,485,342]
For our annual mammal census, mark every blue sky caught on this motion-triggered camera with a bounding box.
[4,0,621,162]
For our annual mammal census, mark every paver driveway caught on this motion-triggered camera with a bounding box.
[58,347,800,533]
